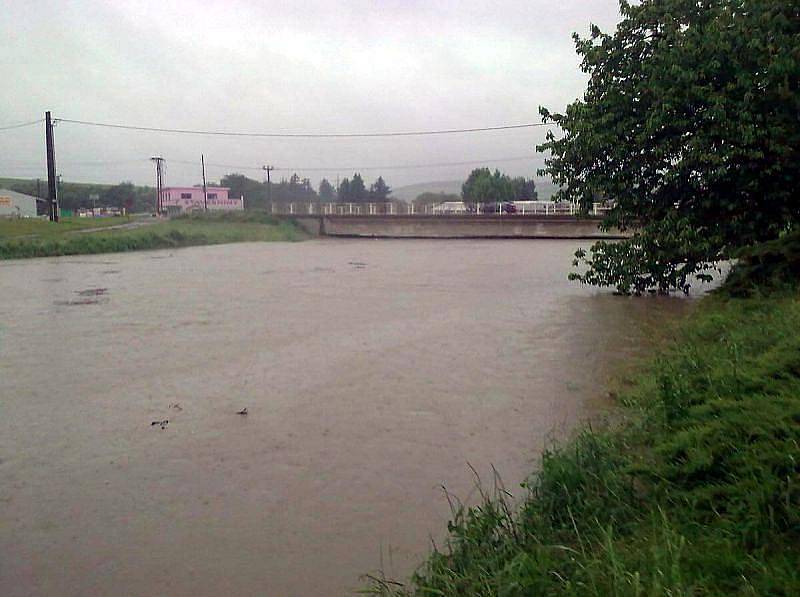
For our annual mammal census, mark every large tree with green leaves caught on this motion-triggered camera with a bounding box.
[538,0,800,294]
[220,173,266,210]
[102,182,137,210]
[462,168,514,209]
[511,177,537,201]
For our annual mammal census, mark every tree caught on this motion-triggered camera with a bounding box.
[538,0,800,294]
[350,173,367,203]
[368,176,391,202]
[337,178,351,202]
[461,168,514,210]
[462,168,491,207]
[511,177,537,201]
[102,182,136,210]
[319,178,335,201]
[220,173,265,210]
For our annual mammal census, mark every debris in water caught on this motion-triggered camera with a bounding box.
[54,298,104,306]
[151,419,169,429]
[348,261,367,269]
[236,408,248,416]
[76,288,108,297]
[169,403,183,412]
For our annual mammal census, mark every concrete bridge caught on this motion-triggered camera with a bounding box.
[281,214,628,240]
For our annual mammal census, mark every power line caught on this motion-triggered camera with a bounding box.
[0,158,148,167]
[1,155,540,176]
[0,118,43,132]
[54,117,548,138]
[169,155,539,173]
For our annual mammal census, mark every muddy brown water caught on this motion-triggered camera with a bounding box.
[0,239,702,596]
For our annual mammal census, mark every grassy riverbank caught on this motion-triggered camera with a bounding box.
[376,233,800,595]
[0,212,305,259]
[0,215,131,239]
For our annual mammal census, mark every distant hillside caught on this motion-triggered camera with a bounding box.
[0,177,135,196]
[534,179,561,201]
[391,180,463,202]
[391,178,561,202]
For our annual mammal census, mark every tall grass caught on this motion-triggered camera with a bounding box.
[371,233,800,595]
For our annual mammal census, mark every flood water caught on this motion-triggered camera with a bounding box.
[1,239,696,596]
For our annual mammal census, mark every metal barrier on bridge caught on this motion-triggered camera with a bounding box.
[269,201,611,217]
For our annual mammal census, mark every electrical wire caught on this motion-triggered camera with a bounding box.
[165,155,538,173]
[285,155,537,172]
[0,119,43,131]
[1,155,539,179]
[54,117,548,138]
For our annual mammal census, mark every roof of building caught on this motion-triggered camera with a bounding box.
[0,188,45,201]
[162,186,230,191]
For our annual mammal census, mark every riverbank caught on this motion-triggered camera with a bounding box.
[0,212,305,259]
[375,233,800,595]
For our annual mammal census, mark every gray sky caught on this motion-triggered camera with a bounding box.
[0,0,621,189]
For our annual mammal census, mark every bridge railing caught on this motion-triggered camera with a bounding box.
[266,201,612,217]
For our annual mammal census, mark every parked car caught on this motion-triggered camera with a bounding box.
[501,202,517,213]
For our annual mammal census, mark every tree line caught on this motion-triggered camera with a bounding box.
[1,178,153,213]
[5,166,538,215]
[460,168,538,207]
[221,172,392,209]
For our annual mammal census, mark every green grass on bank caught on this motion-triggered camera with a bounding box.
[373,232,800,595]
[0,215,130,239]
[0,212,305,259]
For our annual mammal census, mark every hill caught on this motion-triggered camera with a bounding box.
[390,180,463,202]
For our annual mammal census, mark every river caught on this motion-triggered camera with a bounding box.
[0,239,696,596]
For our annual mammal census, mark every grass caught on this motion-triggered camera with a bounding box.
[370,232,800,595]
[0,212,305,259]
[0,215,131,239]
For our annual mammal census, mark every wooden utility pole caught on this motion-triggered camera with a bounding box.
[150,156,165,214]
[45,111,59,222]
[262,165,274,211]
[202,154,208,211]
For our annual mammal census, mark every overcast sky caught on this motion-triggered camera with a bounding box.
[0,0,621,189]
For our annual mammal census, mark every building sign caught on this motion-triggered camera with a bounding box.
[0,196,12,207]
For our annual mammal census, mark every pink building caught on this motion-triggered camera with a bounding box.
[161,186,244,212]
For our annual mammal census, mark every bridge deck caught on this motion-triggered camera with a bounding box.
[279,214,627,239]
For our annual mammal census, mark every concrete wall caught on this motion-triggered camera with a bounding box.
[285,215,627,240]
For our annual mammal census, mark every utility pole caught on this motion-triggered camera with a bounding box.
[262,165,274,211]
[201,154,208,211]
[150,156,165,215]
[45,111,59,222]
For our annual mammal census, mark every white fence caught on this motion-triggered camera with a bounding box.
[268,201,611,216]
